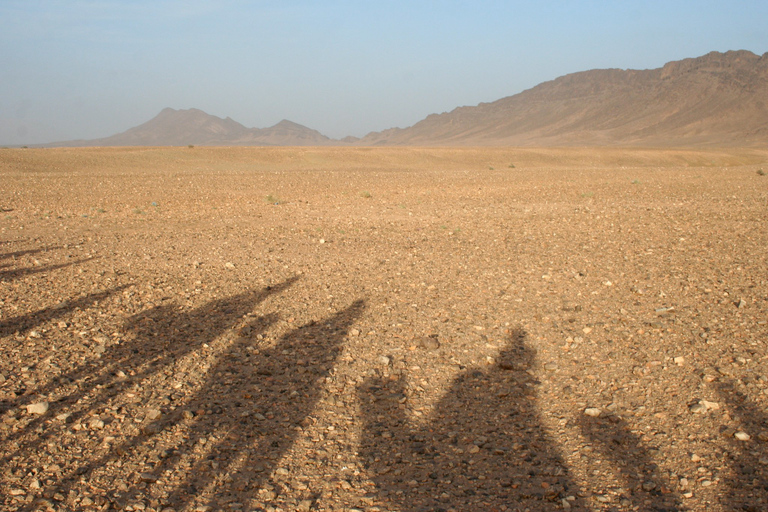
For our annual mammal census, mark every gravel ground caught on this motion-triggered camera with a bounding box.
[1,147,767,512]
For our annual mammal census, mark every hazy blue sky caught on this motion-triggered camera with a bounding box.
[1,0,767,145]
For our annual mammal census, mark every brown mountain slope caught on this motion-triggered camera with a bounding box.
[358,50,768,146]
[51,108,333,147]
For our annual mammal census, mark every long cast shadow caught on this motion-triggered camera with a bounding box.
[0,257,94,283]
[42,296,364,511]
[1,278,299,509]
[578,415,682,511]
[358,328,582,511]
[0,282,124,339]
[714,378,768,511]
[153,298,366,510]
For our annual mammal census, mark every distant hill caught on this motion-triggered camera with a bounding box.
[358,50,768,146]
[44,50,768,147]
[50,108,333,147]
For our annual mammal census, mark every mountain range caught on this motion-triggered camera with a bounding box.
[48,50,768,147]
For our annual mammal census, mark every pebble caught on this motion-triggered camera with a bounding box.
[417,335,440,350]
[139,473,158,483]
[584,408,602,417]
[146,408,162,420]
[224,262,236,269]
[543,362,558,371]
[26,402,49,415]
[735,431,751,441]
[349,328,360,337]
[88,417,105,430]
[378,355,391,365]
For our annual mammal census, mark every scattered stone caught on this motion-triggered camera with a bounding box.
[349,328,360,337]
[584,408,602,417]
[26,402,49,415]
[543,362,558,371]
[674,356,685,365]
[417,335,440,350]
[642,481,656,491]
[88,417,105,430]
[224,262,236,269]
[146,408,162,420]
[735,431,751,441]
[139,473,158,483]
[378,355,391,365]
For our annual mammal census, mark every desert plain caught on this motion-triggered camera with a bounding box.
[1,146,767,512]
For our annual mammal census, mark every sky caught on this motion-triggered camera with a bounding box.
[1,0,767,145]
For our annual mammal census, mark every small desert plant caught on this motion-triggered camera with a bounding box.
[508,163,516,168]
[580,192,594,198]
[758,169,766,176]
[632,179,641,184]
[265,194,280,204]
[188,144,194,149]
[360,191,372,198]
[489,166,495,170]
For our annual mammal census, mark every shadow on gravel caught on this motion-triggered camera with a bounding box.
[358,328,582,511]
[154,298,366,511]
[0,283,124,340]
[0,257,94,283]
[714,379,768,512]
[578,415,682,511]
[1,278,297,509]
[2,277,366,512]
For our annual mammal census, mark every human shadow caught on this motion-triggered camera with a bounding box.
[1,278,299,506]
[578,415,682,511]
[4,278,365,512]
[713,378,768,511]
[145,298,366,510]
[358,328,581,511]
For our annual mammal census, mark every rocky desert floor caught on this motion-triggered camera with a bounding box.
[1,146,767,512]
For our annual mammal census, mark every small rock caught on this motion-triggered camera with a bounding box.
[737,299,746,308]
[88,417,105,430]
[543,362,558,371]
[224,262,236,269]
[690,453,701,462]
[417,335,440,350]
[26,402,49,415]
[319,239,325,244]
[146,408,162,420]
[735,431,751,441]
[29,330,42,339]
[468,445,480,454]
[139,473,158,483]
[700,400,720,411]
[689,403,707,414]
[674,356,685,365]
[582,327,593,335]
[378,355,391,366]
[298,500,312,512]
[349,328,360,337]
[584,408,602,417]
[642,481,657,491]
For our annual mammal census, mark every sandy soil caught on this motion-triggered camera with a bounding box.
[1,146,767,512]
